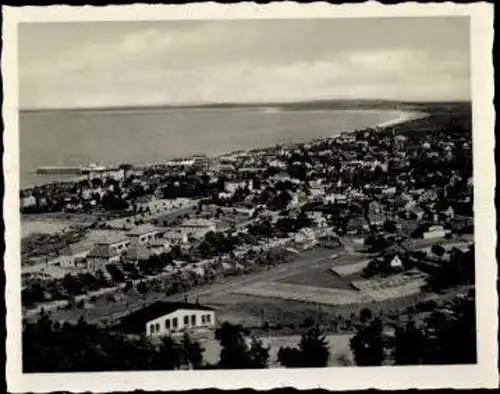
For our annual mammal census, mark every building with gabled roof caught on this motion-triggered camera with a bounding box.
[86,242,123,273]
[126,224,163,244]
[124,239,151,263]
[119,301,216,337]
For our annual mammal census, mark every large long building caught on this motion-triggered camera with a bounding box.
[119,301,216,337]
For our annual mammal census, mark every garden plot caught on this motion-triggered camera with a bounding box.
[352,273,428,302]
[232,281,371,306]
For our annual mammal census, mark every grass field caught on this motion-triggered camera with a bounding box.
[22,220,72,238]
[29,245,437,330]
[278,266,354,290]
[232,281,371,306]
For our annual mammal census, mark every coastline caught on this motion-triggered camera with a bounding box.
[373,110,427,129]
[20,108,427,191]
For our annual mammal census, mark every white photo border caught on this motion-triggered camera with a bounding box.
[3,2,497,392]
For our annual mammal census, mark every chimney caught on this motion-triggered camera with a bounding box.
[184,295,188,303]
[196,297,200,305]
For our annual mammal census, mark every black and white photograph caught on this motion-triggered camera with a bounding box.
[4,3,497,392]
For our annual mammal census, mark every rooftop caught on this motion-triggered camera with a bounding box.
[86,230,129,245]
[126,224,162,237]
[119,301,214,333]
[181,218,215,228]
[87,243,121,259]
[125,240,151,261]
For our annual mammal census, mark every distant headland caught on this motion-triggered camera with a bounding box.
[20,99,471,114]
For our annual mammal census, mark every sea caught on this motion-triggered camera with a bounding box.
[19,107,407,188]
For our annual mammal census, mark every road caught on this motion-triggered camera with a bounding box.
[26,246,346,325]
[24,234,472,324]
[167,247,349,303]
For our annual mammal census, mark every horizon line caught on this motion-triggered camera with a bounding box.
[20,98,472,112]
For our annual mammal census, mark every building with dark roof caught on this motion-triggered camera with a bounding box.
[86,242,123,273]
[119,301,216,337]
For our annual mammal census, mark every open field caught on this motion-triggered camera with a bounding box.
[233,281,369,306]
[278,265,354,290]
[329,260,368,276]
[24,239,469,327]
[27,246,344,324]
[22,220,74,239]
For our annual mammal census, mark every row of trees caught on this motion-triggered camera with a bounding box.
[23,292,475,372]
[23,314,205,372]
[22,245,291,309]
[349,293,476,365]
[423,245,475,292]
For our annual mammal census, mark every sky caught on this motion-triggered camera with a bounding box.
[18,17,471,109]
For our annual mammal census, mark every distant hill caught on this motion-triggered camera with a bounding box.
[20,99,471,114]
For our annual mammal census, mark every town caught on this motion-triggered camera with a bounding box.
[21,102,475,370]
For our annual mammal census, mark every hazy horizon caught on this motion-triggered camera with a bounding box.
[20,97,472,112]
[19,17,471,110]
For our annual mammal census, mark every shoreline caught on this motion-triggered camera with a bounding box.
[20,109,427,191]
[373,110,427,129]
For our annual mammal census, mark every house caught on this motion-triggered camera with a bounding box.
[119,301,216,337]
[86,242,123,273]
[390,255,404,269]
[382,186,397,196]
[442,205,455,220]
[85,234,130,273]
[317,234,341,249]
[307,211,328,228]
[346,216,368,234]
[21,195,37,209]
[338,132,356,143]
[422,225,451,240]
[124,239,151,263]
[368,212,385,227]
[368,201,381,215]
[58,243,92,270]
[164,229,189,245]
[309,180,325,197]
[325,193,347,204]
[294,228,316,245]
[180,218,217,239]
[148,238,171,255]
[126,224,163,245]
[225,181,247,194]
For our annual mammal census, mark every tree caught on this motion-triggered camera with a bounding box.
[431,244,446,257]
[421,296,476,364]
[278,327,330,368]
[181,333,205,369]
[23,315,189,372]
[359,308,373,325]
[248,337,270,368]
[215,322,269,369]
[393,320,426,365]
[118,163,134,180]
[350,317,385,366]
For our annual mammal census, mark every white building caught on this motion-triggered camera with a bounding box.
[164,230,189,245]
[338,132,356,143]
[294,228,317,246]
[21,195,37,209]
[390,255,404,269]
[225,181,247,194]
[120,301,216,337]
[422,225,451,240]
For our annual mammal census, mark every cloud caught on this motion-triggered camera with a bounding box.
[19,19,471,108]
